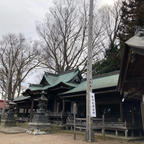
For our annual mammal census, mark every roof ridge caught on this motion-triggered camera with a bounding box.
[81,70,120,82]
[93,70,120,79]
[29,84,43,87]
[44,72,58,76]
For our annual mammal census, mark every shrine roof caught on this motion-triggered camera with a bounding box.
[14,95,31,102]
[125,29,144,50]
[29,82,77,91]
[62,71,119,95]
[43,68,80,85]
[28,69,80,91]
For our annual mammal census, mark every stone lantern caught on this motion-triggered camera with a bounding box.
[28,91,50,134]
[1,101,16,127]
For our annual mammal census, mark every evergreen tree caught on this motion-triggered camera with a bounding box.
[93,0,144,76]
[92,43,120,75]
[92,1,122,76]
[118,0,144,47]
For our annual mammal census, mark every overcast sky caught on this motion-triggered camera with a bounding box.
[0,0,117,90]
[0,0,116,40]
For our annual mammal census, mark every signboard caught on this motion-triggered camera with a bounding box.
[90,92,96,117]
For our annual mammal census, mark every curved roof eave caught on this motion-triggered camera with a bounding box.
[125,30,144,50]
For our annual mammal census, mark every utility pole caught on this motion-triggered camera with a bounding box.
[85,0,94,142]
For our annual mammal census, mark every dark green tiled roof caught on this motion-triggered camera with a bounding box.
[29,82,77,91]
[126,29,144,49]
[29,69,79,91]
[62,73,119,95]
[44,69,79,85]
[14,95,31,102]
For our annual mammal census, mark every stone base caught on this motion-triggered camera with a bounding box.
[1,119,16,127]
[28,122,51,135]
[29,122,50,130]
[85,130,95,142]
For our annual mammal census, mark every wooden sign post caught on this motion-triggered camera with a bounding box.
[141,95,144,129]
[73,103,77,140]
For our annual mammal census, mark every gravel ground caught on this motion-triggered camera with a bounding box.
[0,133,144,144]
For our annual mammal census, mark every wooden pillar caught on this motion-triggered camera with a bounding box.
[54,99,57,112]
[71,102,73,113]
[141,95,144,129]
[57,102,60,113]
[62,99,65,113]
[17,108,19,115]
[102,115,105,139]
[30,99,34,122]
[24,108,26,114]
[131,104,135,137]
[26,108,28,114]
[131,104,135,127]
[96,104,99,118]
[120,101,123,121]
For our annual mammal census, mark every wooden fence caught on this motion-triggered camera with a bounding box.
[66,117,130,137]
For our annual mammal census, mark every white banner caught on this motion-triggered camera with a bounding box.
[90,92,96,117]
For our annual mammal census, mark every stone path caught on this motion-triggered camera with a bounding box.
[0,133,144,144]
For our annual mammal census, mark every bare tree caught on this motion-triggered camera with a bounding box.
[0,33,40,100]
[37,0,104,73]
[99,0,122,48]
